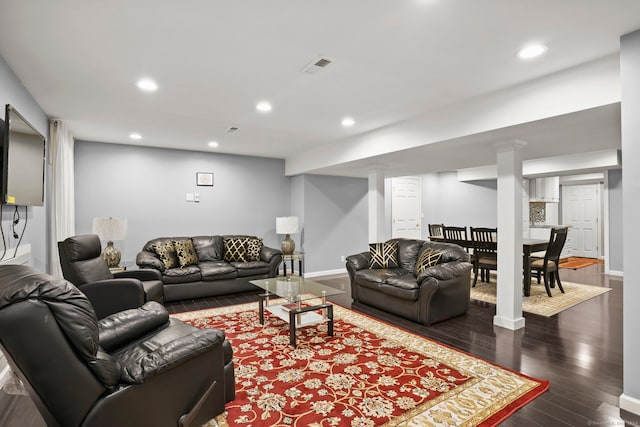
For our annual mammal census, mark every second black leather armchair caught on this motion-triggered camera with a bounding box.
[58,234,164,318]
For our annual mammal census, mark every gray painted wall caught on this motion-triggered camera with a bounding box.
[74,141,368,274]
[621,29,640,409]
[0,54,48,272]
[420,172,498,232]
[608,169,623,272]
[74,141,290,265]
[298,174,368,273]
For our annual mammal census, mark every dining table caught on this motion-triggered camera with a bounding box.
[429,236,549,297]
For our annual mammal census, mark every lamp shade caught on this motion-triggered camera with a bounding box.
[276,216,299,235]
[92,217,127,241]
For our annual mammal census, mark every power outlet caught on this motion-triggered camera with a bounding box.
[341,255,346,262]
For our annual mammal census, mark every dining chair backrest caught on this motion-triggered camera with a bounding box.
[428,223,444,238]
[470,227,498,256]
[443,226,470,251]
[546,227,568,262]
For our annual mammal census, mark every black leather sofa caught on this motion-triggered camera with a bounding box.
[136,235,282,302]
[346,239,472,325]
[0,264,235,427]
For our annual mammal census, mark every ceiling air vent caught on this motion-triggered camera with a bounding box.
[226,126,239,134]
[302,56,334,74]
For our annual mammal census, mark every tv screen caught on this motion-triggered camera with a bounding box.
[0,104,46,207]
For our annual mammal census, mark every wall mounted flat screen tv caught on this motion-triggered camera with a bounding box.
[0,104,46,207]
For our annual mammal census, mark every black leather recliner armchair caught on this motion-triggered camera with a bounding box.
[58,234,164,318]
[0,264,235,427]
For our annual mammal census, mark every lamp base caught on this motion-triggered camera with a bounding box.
[102,241,122,268]
[281,234,295,255]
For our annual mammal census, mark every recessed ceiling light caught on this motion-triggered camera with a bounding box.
[129,132,142,140]
[341,117,355,127]
[517,44,548,60]
[256,101,272,113]
[136,78,158,92]
[208,141,219,148]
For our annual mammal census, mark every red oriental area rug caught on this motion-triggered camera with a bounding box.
[173,302,548,427]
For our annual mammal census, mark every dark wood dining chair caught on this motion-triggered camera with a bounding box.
[428,223,444,238]
[530,227,568,297]
[443,225,474,265]
[470,227,498,287]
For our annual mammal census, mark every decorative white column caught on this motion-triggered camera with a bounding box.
[493,140,527,330]
[368,171,385,242]
[620,29,640,417]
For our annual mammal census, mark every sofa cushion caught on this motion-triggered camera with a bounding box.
[162,266,201,284]
[246,238,263,261]
[154,241,179,270]
[173,239,198,268]
[230,261,270,277]
[355,268,405,284]
[199,261,238,281]
[397,239,423,272]
[414,248,442,275]
[192,236,224,262]
[224,238,248,262]
[369,241,399,269]
[358,273,419,301]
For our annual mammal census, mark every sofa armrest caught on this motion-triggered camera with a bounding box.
[80,279,146,319]
[260,245,282,263]
[98,302,169,352]
[119,328,224,384]
[136,251,164,271]
[114,268,162,281]
[346,252,370,271]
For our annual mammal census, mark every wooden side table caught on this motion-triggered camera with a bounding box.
[282,253,304,277]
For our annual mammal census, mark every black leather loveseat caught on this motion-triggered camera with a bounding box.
[136,235,282,302]
[346,239,472,325]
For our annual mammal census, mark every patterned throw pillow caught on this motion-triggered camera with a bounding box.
[224,238,248,262]
[246,238,263,261]
[414,248,442,275]
[154,241,179,270]
[174,239,198,268]
[369,241,399,269]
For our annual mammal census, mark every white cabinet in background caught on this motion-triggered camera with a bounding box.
[530,177,560,202]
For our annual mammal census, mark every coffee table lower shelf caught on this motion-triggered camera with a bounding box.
[258,294,334,348]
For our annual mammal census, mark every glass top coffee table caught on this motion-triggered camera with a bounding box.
[250,276,345,347]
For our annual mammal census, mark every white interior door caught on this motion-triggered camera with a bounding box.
[391,177,421,238]
[562,184,600,258]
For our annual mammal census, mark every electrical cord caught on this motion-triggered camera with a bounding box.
[0,203,6,261]
[13,206,27,258]
[12,205,20,239]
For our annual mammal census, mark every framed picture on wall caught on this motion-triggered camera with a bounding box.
[196,172,214,186]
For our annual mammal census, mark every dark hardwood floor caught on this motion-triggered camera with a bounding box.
[2,264,638,426]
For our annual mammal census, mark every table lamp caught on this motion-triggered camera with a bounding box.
[92,217,127,268]
[276,216,299,255]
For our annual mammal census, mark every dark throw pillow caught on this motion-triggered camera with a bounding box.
[154,241,179,270]
[369,241,399,269]
[414,248,442,275]
[246,238,263,261]
[224,238,248,262]
[174,239,198,268]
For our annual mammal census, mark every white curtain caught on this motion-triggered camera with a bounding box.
[48,120,75,278]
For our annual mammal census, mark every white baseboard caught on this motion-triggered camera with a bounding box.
[304,268,347,278]
[620,393,640,416]
[607,270,624,277]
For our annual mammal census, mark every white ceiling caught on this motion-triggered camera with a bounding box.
[1,0,639,177]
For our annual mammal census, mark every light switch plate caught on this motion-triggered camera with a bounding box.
[186,193,194,202]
